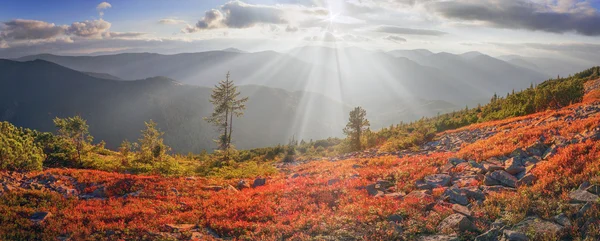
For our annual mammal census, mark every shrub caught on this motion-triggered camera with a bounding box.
[0,122,45,171]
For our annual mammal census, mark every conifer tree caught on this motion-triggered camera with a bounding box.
[205,72,248,151]
[343,107,370,151]
[54,115,92,165]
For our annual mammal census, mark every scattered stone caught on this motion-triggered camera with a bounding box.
[443,188,469,206]
[237,180,251,190]
[475,228,501,241]
[504,158,525,175]
[525,141,547,157]
[569,189,599,203]
[30,211,52,224]
[424,174,452,188]
[327,178,340,186]
[448,157,466,166]
[384,192,406,199]
[501,230,528,241]
[579,181,591,190]
[542,145,558,160]
[352,164,363,169]
[366,184,384,197]
[252,178,266,188]
[290,173,300,179]
[437,213,477,234]
[461,186,486,201]
[484,170,518,188]
[516,173,536,187]
[586,185,600,195]
[554,213,571,228]
[387,214,404,223]
[511,216,564,238]
[510,148,528,159]
[418,235,459,241]
[201,185,224,191]
[452,204,472,217]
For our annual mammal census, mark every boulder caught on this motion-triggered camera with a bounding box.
[424,174,452,188]
[30,211,52,224]
[327,178,340,186]
[542,145,558,160]
[443,188,469,205]
[525,141,547,157]
[553,213,571,228]
[475,228,501,241]
[501,230,528,241]
[462,186,486,201]
[511,216,564,238]
[237,180,251,190]
[516,173,536,187]
[201,186,224,191]
[586,185,600,195]
[448,157,466,166]
[437,213,477,234]
[452,204,472,217]
[418,235,459,241]
[366,184,384,197]
[387,213,404,223]
[252,178,266,188]
[569,189,599,203]
[484,170,518,188]
[510,148,528,159]
[504,158,525,175]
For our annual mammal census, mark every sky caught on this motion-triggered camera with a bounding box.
[1,0,600,63]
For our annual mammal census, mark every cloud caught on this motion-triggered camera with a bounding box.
[0,19,66,41]
[185,1,327,33]
[97,2,112,16]
[158,19,187,25]
[383,35,407,42]
[373,25,447,36]
[106,32,146,39]
[429,0,600,36]
[67,19,111,38]
[285,25,299,32]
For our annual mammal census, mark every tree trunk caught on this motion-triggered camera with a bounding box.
[228,108,233,148]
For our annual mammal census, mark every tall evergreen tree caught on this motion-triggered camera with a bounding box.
[205,72,248,151]
[343,107,370,151]
[53,115,92,165]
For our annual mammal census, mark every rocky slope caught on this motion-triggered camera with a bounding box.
[2,87,600,240]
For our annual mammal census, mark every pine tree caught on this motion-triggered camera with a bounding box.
[53,115,92,165]
[138,120,170,163]
[343,107,370,151]
[205,72,249,151]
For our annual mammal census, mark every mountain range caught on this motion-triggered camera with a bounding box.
[4,46,591,152]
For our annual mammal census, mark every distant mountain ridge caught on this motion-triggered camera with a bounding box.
[16,47,550,108]
[0,59,351,153]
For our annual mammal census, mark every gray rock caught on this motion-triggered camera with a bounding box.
[252,178,266,188]
[485,170,518,188]
[30,211,52,224]
[501,230,528,241]
[237,180,251,190]
[542,145,558,160]
[387,213,404,223]
[504,158,525,175]
[586,185,600,195]
[448,157,466,166]
[462,186,486,201]
[525,141,547,157]
[437,213,477,233]
[327,178,340,185]
[201,185,224,191]
[452,204,472,217]
[444,188,469,205]
[366,184,384,197]
[424,174,452,188]
[569,189,599,203]
[511,216,564,238]
[510,148,528,159]
[553,213,571,228]
[418,235,459,241]
[516,173,536,187]
[475,228,501,241]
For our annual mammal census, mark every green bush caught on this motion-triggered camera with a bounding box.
[0,122,45,171]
